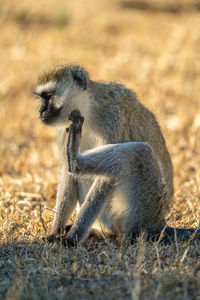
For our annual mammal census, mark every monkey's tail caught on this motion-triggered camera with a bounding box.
[158,226,200,243]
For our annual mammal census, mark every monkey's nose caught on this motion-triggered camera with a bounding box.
[39,104,48,114]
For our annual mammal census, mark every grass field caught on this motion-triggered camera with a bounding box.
[0,0,200,299]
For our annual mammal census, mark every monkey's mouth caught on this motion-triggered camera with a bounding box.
[39,108,61,125]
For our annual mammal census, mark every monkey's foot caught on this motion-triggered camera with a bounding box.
[66,110,84,133]
[62,236,77,247]
[42,233,57,243]
[69,110,84,124]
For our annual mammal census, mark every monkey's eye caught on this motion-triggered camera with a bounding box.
[33,90,54,100]
[41,91,53,101]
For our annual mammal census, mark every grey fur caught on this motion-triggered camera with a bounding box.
[35,64,174,244]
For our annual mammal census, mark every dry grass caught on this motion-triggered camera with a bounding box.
[0,0,200,299]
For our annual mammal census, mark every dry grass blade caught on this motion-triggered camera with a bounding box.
[39,204,47,233]
[0,0,200,298]
[15,192,42,198]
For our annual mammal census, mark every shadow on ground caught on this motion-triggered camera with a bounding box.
[0,236,199,300]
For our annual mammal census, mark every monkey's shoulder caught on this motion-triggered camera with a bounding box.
[89,80,137,105]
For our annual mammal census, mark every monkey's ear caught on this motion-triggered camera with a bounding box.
[71,69,87,90]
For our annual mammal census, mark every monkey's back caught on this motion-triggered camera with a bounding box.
[88,81,174,207]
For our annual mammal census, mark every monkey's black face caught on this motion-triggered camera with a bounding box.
[40,103,61,125]
[35,90,61,125]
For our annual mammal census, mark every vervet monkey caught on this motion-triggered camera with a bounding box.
[34,64,199,245]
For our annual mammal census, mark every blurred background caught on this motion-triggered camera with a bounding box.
[0,0,200,239]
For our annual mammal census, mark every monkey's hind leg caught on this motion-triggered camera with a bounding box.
[66,110,84,173]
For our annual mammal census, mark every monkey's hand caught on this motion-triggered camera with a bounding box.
[44,224,73,244]
[46,236,76,247]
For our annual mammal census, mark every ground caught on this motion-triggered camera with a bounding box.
[0,0,200,299]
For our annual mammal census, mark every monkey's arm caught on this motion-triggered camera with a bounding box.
[49,171,78,238]
[47,128,78,241]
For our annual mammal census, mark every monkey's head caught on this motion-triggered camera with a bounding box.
[34,64,90,126]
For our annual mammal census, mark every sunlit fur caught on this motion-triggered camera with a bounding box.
[34,65,90,125]
[35,64,174,244]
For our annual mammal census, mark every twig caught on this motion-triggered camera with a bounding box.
[16,192,42,198]
[39,204,47,233]
[43,205,58,214]
[153,224,167,249]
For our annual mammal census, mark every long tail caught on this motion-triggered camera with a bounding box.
[159,226,200,243]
